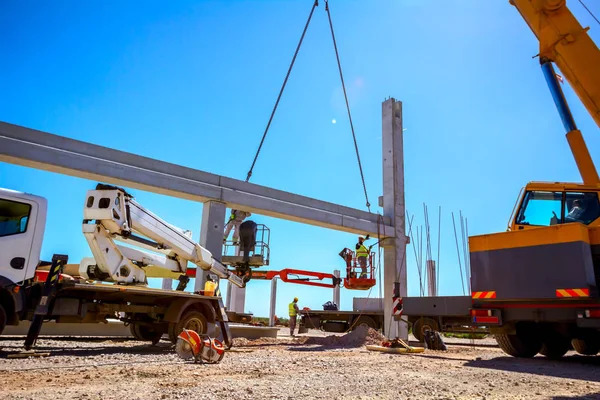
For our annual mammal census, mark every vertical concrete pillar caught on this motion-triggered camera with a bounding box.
[230,285,246,313]
[161,279,172,290]
[269,277,278,327]
[427,260,437,297]
[382,98,409,340]
[196,200,227,292]
[225,281,232,309]
[333,270,341,307]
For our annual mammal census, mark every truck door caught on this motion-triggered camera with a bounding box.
[0,196,39,284]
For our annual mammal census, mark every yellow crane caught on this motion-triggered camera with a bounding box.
[469,0,600,359]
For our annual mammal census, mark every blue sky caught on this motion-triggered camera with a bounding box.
[1,0,600,318]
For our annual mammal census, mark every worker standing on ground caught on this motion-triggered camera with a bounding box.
[223,209,252,245]
[288,297,300,336]
[355,235,370,278]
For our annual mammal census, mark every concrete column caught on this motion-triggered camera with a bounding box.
[382,98,408,340]
[225,281,232,309]
[230,284,246,313]
[161,279,172,290]
[196,200,227,292]
[333,270,341,307]
[269,277,278,327]
[427,260,437,297]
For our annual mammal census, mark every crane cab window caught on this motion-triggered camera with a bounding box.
[515,190,600,227]
[0,199,32,237]
[515,191,562,227]
[564,192,600,225]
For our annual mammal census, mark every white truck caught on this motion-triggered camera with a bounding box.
[0,183,251,349]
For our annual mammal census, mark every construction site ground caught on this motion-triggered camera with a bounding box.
[1,328,599,400]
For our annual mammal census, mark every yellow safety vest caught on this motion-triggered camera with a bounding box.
[204,281,217,296]
[356,243,369,257]
[288,302,297,317]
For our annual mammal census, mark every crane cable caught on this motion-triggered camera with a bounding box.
[324,0,371,212]
[578,0,600,26]
[245,0,372,213]
[245,0,319,183]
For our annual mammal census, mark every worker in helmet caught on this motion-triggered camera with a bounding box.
[223,209,252,245]
[355,234,370,278]
[288,297,300,336]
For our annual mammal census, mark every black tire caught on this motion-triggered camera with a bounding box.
[130,323,163,345]
[322,321,347,333]
[572,337,600,356]
[494,323,542,358]
[353,316,377,330]
[0,303,6,335]
[540,332,570,359]
[169,309,208,344]
[412,317,439,343]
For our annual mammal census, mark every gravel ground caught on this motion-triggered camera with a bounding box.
[1,329,599,400]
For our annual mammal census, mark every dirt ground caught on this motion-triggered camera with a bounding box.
[1,329,599,400]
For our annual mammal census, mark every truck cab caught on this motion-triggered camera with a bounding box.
[0,188,47,331]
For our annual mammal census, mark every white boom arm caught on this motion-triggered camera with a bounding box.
[80,185,244,288]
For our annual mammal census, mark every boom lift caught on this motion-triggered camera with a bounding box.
[239,246,377,290]
[79,184,246,289]
[466,0,600,358]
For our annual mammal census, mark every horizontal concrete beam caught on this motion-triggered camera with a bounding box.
[0,121,394,237]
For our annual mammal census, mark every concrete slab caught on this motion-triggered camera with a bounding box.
[1,321,279,340]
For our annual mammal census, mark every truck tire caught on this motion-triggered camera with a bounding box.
[169,310,208,344]
[322,321,347,333]
[0,303,6,336]
[130,323,163,345]
[494,323,542,358]
[412,317,439,343]
[353,316,377,330]
[571,337,600,356]
[539,333,570,359]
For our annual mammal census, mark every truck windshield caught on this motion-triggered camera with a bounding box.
[515,190,600,226]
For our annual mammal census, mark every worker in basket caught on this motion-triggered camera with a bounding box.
[223,209,252,245]
[355,234,371,278]
[288,297,300,336]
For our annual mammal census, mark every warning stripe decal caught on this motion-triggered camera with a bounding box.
[472,291,497,299]
[556,288,590,298]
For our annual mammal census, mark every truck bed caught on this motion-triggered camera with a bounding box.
[400,295,473,317]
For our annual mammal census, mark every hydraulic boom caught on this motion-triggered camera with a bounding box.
[80,184,245,288]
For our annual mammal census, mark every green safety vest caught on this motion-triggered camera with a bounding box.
[356,243,369,257]
[288,302,297,317]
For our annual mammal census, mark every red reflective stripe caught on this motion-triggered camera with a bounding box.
[474,316,499,324]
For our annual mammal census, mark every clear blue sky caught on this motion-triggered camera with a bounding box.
[1,1,600,318]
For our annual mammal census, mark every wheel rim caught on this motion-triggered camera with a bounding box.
[185,317,205,333]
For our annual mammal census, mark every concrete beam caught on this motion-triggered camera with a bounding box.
[0,121,393,237]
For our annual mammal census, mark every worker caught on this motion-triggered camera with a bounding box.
[288,297,300,336]
[223,209,252,245]
[204,274,218,296]
[566,199,585,222]
[355,235,370,278]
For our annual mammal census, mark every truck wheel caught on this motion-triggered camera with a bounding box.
[130,324,163,345]
[0,303,6,335]
[572,337,600,356]
[353,316,377,330]
[494,323,541,358]
[412,317,439,343]
[540,333,570,359]
[322,321,347,333]
[169,310,208,344]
